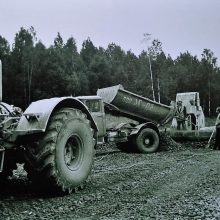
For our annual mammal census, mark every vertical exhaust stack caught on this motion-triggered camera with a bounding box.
[0,60,2,101]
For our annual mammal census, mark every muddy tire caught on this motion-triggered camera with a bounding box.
[24,108,94,194]
[135,128,159,154]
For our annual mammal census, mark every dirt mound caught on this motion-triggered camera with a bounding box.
[160,133,216,151]
[160,133,185,151]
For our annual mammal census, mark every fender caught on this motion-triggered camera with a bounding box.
[14,97,98,137]
[130,122,159,136]
[114,122,136,131]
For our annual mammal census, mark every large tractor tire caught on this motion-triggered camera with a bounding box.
[134,128,160,154]
[24,108,95,194]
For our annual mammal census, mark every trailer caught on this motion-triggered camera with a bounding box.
[96,85,175,151]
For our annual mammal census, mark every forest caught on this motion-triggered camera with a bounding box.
[0,27,219,116]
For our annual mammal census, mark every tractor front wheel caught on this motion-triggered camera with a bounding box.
[24,108,95,194]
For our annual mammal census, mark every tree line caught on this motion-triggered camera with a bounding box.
[0,27,219,116]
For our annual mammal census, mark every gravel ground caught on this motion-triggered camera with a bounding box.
[0,136,220,220]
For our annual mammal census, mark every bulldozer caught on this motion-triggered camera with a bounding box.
[171,92,205,130]
[0,60,177,194]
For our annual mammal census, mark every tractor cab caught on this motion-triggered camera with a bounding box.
[77,96,106,143]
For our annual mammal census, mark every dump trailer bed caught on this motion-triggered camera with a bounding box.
[97,85,175,125]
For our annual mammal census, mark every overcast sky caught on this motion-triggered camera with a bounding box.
[0,0,220,63]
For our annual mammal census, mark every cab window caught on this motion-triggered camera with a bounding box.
[85,100,101,113]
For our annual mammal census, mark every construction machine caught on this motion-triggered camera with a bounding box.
[171,92,205,130]
[0,60,97,193]
[168,92,213,141]
[0,60,177,193]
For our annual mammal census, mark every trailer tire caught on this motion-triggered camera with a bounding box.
[24,108,94,194]
[135,128,159,153]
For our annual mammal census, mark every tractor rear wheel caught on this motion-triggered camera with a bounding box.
[24,108,95,194]
[134,128,159,154]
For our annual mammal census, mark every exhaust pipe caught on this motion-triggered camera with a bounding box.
[0,60,2,101]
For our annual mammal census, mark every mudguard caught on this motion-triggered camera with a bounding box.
[14,97,98,137]
[130,122,159,136]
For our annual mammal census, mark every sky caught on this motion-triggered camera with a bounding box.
[0,0,220,63]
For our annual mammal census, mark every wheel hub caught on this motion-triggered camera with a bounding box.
[144,138,150,145]
[64,135,82,171]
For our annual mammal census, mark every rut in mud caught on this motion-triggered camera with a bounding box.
[0,136,220,219]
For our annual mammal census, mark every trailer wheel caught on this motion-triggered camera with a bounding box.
[135,128,159,153]
[24,108,94,194]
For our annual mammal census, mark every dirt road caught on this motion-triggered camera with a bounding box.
[0,142,220,219]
